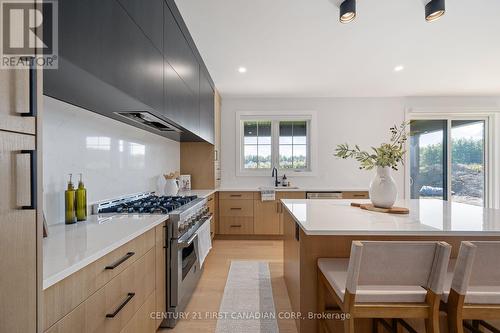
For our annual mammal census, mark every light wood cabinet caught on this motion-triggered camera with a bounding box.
[154,223,166,329]
[341,191,369,199]
[44,303,87,333]
[43,227,160,333]
[218,191,306,236]
[0,51,41,332]
[219,191,255,200]
[254,195,281,235]
[219,216,254,234]
[85,248,155,333]
[0,67,35,134]
[43,228,155,330]
[0,131,38,333]
[207,193,217,238]
[219,199,254,217]
[277,192,306,234]
[120,291,157,333]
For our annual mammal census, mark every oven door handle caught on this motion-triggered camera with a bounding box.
[179,233,198,248]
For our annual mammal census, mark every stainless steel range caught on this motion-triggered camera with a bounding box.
[93,192,212,328]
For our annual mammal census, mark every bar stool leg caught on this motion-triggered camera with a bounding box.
[447,290,465,333]
[425,292,441,333]
[373,319,379,333]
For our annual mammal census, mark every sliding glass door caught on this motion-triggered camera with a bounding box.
[410,118,486,207]
[450,120,485,206]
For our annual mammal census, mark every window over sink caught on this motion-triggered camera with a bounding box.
[238,114,313,175]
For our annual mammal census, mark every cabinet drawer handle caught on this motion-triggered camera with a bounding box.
[18,150,37,210]
[230,225,242,228]
[105,252,135,270]
[207,197,213,202]
[105,293,135,318]
[230,194,242,197]
[230,207,242,210]
[353,194,366,198]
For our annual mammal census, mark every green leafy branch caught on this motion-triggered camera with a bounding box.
[334,122,409,171]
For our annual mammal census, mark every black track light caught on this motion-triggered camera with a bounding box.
[339,0,356,24]
[425,0,445,22]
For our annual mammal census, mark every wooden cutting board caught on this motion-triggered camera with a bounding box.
[350,202,409,214]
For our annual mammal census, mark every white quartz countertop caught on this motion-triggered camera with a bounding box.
[217,187,367,192]
[281,199,500,236]
[43,214,168,290]
[178,189,217,198]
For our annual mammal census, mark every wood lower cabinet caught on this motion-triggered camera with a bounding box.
[154,223,166,329]
[43,225,163,333]
[44,302,87,333]
[219,216,254,234]
[43,229,155,330]
[277,192,307,234]
[120,291,157,333]
[86,249,155,333]
[341,191,369,199]
[218,191,307,236]
[207,193,217,238]
[218,192,255,235]
[254,195,281,235]
[219,199,253,217]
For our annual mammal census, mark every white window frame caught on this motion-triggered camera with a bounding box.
[405,108,499,208]
[236,111,317,177]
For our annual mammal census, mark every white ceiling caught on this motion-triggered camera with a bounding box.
[175,0,500,98]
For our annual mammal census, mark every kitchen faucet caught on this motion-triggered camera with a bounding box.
[271,167,280,187]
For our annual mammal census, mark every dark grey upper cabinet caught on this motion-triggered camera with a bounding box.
[45,0,214,143]
[164,4,199,96]
[117,0,163,52]
[199,69,215,144]
[100,0,163,112]
[58,0,103,75]
[164,61,199,134]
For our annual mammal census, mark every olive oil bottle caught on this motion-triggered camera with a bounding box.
[65,174,77,224]
[76,173,87,221]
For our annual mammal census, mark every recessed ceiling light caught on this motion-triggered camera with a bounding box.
[238,67,247,73]
[394,65,405,72]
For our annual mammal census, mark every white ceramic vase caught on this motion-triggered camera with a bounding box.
[164,179,179,196]
[369,166,398,208]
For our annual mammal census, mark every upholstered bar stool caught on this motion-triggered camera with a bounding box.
[442,241,500,333]
[317,241,452,333]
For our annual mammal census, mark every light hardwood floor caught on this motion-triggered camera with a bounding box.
[159,239,297,333]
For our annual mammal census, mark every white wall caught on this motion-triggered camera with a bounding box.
[43,96,180,224]
[220,96,500,200]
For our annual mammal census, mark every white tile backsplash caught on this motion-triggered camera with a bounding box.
[43,96,180,224]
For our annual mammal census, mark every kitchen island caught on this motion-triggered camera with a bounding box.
[281,199,500,333]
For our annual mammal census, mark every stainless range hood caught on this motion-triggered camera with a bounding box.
[115,111,182,133]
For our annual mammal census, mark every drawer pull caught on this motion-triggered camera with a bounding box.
[207,197,213,202]
[105,252,135,270]
[105,293,135,318]
[230,194,242,197]
[230,207,242,210]
[353,194,366,198]
[18,150,37,210]
[230,225,242,228]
